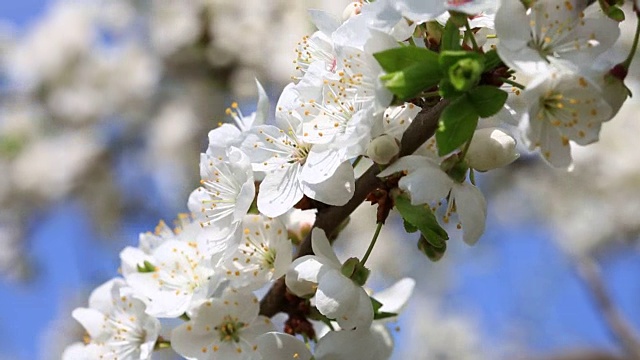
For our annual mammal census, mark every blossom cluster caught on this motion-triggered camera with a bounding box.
[0,0,347,280]
[64,0,635,358]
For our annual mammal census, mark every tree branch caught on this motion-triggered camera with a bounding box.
[576,256,640,359]
[260,99,449,317]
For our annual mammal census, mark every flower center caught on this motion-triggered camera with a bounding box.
[217,315,246,343]
[262,247,277,268]
[289,142,311,165]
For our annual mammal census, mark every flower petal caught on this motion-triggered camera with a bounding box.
[257,332,312,360]
[257,165,304,218]
[303,161,354,206]
[451,183,487,245]
[371,277,415,315]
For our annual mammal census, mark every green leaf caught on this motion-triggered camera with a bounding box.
[418,235,447,262]
[436,95,479,155]
[370,297,397,320]
[441,19,461,51]
[438,79,464,99]
[308,306,334,325]
[373,311,398,320]
[597,0,625,22]
[371,297,383,313]
[380,65,442,100]
[607,6,625,22]
[375,47,443,100]
[447,11,468,28]
[374,46,439,72]
[467,86,508,118]
[403,219,418,233]
[395,194,449,249]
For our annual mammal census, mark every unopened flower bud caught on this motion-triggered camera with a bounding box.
[366,134,400,165]
[466,128,519,171]
[342,2,363,21]
[449,57,483,92]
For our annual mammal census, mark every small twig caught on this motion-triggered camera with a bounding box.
[575,256,640,359]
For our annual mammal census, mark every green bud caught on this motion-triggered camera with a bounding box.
[448,57,483,92]
[137,260,156,273]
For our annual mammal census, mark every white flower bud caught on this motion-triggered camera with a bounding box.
[466,128,519,171]
[367,134,400,165]
[342,2,363,21]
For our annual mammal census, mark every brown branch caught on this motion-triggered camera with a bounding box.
[260,99,449,317]
[576,257,640,359]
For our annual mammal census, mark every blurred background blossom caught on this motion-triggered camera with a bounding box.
[1,1,640,360]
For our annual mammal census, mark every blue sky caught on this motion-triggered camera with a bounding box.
[2,2,640,359]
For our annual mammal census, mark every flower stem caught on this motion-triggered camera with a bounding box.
[352,155,363,169]
[460,137,473,160]
[498,77,526,90]
[361,222,383,266]
[407,37,417,47]
[622,13,640,70]
[465,21,479,51]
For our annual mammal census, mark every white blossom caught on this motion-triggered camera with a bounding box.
[122,239,222,318]
[188,147,255,238]
[242,84,354,217]
[69,278,160,360]
[256,332,313,360]
[207,80,270,155]
[285,229,374,330]
[222,214,293,290]
[379,102,422,141]
[171,287,274,360]
[495,0,620,76]
[519,71,612,168]
[378,156,487,245]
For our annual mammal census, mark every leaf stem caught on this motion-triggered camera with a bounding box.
[361,222,383,266]
[465,21,479,51]
[459,135,474,161]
